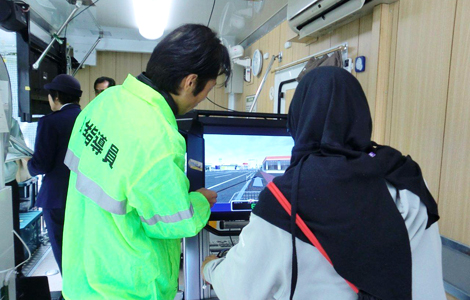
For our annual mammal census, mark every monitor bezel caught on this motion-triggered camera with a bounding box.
[178,110,290,221]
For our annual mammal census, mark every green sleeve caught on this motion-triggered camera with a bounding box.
[127,153,211,239]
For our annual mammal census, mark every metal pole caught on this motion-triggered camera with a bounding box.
[32,0,83,70]
[72,35,102,76]
[249,52,281,113]
[72,8,103,76]
[66,46,73,75]
[272,44,347,73]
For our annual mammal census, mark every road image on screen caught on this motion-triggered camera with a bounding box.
[205,134,294,213]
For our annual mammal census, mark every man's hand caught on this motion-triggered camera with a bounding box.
[196,188,217,208]
[201,255,219,282]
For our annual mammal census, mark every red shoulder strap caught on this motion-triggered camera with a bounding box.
[267,181,359,294]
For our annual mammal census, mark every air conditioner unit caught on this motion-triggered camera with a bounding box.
[288,0,397,40]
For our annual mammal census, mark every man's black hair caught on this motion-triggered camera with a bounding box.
[94,76,116,90]
[145,24,231,96]
[48,90,80,105]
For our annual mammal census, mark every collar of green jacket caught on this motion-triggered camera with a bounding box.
[135,73,179,116]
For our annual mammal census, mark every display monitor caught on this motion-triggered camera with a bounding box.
[178,110,290,221]
[205,134,293,220]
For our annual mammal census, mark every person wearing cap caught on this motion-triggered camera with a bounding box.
[28,74,82,273]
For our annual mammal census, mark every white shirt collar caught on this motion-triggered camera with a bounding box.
[60,103,73,110]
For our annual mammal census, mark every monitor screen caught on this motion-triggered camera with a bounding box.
[205,134,294,217]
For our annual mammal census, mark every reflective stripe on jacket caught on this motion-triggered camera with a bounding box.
[62,74,210,300]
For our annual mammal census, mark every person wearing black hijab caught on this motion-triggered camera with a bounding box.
[202,67,445,300]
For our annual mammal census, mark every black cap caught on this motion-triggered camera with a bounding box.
[44,74,82,98]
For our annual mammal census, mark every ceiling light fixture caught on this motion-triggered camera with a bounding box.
[133,0,172,40]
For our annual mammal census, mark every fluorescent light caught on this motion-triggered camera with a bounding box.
[133,0,173,40]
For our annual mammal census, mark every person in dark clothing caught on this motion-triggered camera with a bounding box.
[203,67,445,300]
[27,74,82,273]
[93,76,116,97]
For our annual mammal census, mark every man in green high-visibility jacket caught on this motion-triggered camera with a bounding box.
[62,24,231,300]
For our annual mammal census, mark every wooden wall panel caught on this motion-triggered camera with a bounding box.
[438,0,470,245]
[87,51,117,105]
[115,52,144,85]
[269,25,282,71]
[359,7,384,141]
[75,65,90,108]
[308,33,331,56]
[291,39,309,62]
[384,1,400,146]
[75,51,153,108]
[330,19,360,78]
[235,14,376,114]
[356,13,373,97]
[389,0,457,198]
[95,51,117,80]
[370,3,398,144]
[278,22,293,67]
[141,53,151,72]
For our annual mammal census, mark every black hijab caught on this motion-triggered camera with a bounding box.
[253,67,439,300]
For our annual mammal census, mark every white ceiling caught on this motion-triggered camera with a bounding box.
[26,0,287,44]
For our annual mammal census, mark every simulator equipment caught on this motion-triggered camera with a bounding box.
[177,110,290,300]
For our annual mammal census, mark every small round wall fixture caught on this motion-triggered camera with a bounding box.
[252,49,263,76]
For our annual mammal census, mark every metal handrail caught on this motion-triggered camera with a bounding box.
[249,52,283,113]
[72,8,103,76]
[272,44,347,73]
[32,1,83,70]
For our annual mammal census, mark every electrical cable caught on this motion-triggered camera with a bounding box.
[207,0,216,27]
[1,230,32,286]
[206,97,237,112]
